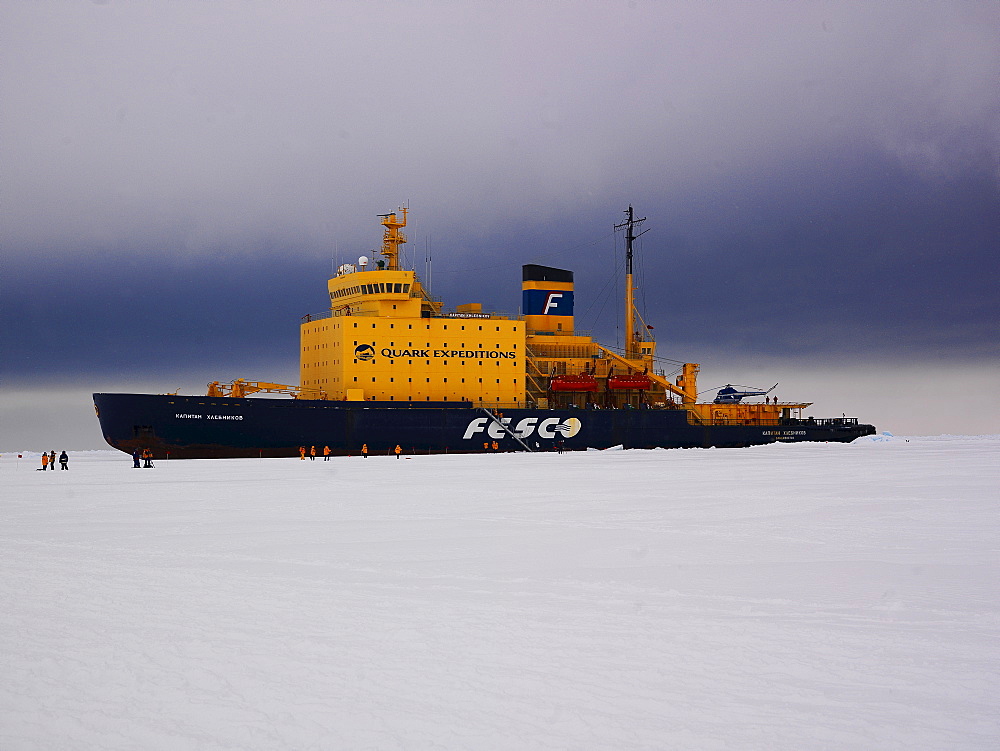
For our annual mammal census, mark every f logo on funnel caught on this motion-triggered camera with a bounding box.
[542,292,563,315]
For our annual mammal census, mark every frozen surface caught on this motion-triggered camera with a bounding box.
[2,437,998,749]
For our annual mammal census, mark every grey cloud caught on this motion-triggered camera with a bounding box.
[2,1,997,254]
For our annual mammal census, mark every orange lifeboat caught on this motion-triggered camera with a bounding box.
[550,374,599,392]
[607,374,652,390]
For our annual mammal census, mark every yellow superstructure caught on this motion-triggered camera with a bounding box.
[215,206,812,427]
[298,208,525,404]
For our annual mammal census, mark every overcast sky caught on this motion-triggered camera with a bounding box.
[2,0,998,445]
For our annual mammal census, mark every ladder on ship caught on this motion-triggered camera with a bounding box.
[478,408,534,452]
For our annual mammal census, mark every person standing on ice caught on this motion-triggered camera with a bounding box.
[49,450,56,470]
[394,444,402,459]
[323,445,331,461]
[361,443,368,459]
[299,446,306,460]
[132,448,141,468]
[309,445,316,461]
[40,452,48,471]
[58,451,68,470]
[142,448,153,468]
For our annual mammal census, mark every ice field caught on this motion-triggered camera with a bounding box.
[2,436,998,749]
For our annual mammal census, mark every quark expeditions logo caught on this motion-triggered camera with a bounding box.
[354,343,376,361]
[462,416,582,441]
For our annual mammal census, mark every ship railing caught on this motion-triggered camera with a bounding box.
[301,311,333,322]
[523,327,593,338]
[487,401,684,411]
[692,416,862,427]
[780,417,860,427]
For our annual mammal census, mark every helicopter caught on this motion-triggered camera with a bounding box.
[713,383,778,404]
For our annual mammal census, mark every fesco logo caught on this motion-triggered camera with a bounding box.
[354,344,375,361]
[462,416,582,441]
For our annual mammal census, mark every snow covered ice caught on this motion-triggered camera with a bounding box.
[2,437,998,749]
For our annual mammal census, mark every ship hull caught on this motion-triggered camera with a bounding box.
[94,393,876,459]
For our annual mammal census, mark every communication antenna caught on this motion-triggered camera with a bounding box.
[424,235,433,296]
[614,205,648,359]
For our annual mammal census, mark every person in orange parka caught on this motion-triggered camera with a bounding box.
[40,452,49,471]
[299,446,306,460]
[323,445,331,461]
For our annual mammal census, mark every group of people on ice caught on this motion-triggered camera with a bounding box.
[299,444,404,459]
[38,451,69,470]
[132,448,155,468]
[300,445,333,461]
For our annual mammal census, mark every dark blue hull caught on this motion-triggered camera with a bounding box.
[94,393,876,459]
